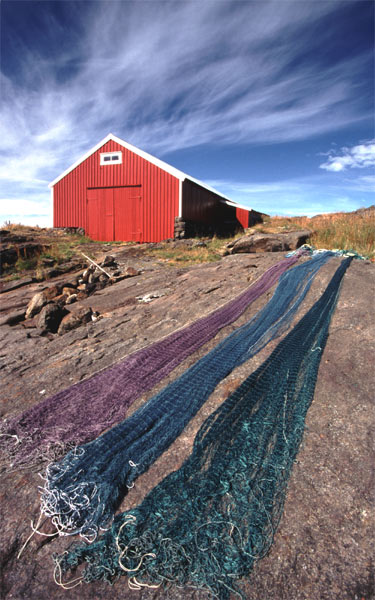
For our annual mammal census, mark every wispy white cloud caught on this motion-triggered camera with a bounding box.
[0,1,372,224]
[319,140,375,172]
[205,176,373,217]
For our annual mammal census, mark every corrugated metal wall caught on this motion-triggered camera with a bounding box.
[53,139,179,242]
[236,208,268,228]
[236,207,250,229]
[182,180,235,225]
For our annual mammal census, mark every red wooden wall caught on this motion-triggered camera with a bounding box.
[53,139,180,242]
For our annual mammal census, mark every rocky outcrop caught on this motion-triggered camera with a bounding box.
[5,255,141,336]
[0,249,373,600]
[0,277,34,293]
[0,236,47,271]
[228,230,312,254]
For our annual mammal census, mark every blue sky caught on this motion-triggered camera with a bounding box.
[0,0,374,227]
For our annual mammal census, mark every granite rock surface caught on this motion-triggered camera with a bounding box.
[0,250,374,600]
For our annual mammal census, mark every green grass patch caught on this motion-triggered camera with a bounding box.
[144,235,244,266]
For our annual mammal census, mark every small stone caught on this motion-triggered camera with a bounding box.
[57,306,93,335]
[101,255,116,267]
[136,290,166,303]
[62,286,76,296]
[44,285,60,301]
[88,272,100,284]
[124,266,140,277]
[65,293,78,305]
[37,303,66,333]
[25,291,47,319]
[53,294,69,306]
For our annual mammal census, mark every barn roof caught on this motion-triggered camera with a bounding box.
[48,133,250,210]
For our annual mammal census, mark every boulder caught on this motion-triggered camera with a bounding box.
[43,285,60,301]
[282,229,312,249]
[124,266,140,277]
[101,255,116,267]
[62,286,76,296]
[57,306,93,335]
[37,303,66,333]
[25,291,47,319]
[229,230,311,254]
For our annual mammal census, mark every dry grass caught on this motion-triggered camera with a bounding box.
[2,207,374,279]
[0,224,97,278]
[144,235,243,266]
[251,208,375,259]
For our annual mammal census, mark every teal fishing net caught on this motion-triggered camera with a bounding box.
[55,257,352,598]
[41,253,333,541]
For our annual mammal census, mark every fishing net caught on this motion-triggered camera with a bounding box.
[56,257,352,598]
[41,252,333,540]
[1,254,300,471]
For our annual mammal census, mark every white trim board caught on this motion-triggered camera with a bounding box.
[223,200,254,212]
[48,133,250,210]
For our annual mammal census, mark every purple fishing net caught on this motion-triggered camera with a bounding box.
[1,255,299,469]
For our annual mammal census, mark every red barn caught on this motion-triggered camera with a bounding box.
[50,133,255,242]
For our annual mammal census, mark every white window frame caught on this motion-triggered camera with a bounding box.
[100,151,122,165]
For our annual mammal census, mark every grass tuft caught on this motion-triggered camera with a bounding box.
[251,209,374,259]
[144,234,243,266]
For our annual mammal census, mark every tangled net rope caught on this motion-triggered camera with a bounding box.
[56,256,352,598]
[40,252,333,540]
[1,254,300,471]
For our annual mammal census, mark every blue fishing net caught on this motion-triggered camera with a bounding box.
[42,252,334,541]
[56,257,352,598]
